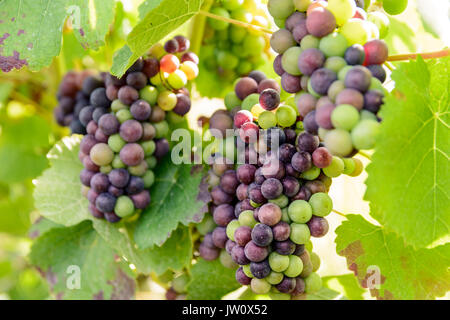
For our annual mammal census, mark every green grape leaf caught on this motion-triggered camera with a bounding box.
[0,0,116,72]
[29,217,64,239]
[93,220,192,275]
[138,0,165,20]
[29,221,136,300]
[134,159,210,249]
[335,215,450,300]
[33,135,90,226]
[365,57,450,248]
[111,0,204,77]
[322,274,366,300]
[306,287,346,300]
[0,116,51,183]
[186,259,241,300]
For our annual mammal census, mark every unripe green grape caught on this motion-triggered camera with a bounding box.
[327,0,356,26]
[270,29,296,54]
[274,18,285,29]
[322,156,345,177]
[269,194,289,209]
[111,99,127,112]
[301,35,320,49]
[383,0,408,15]
[324,129,354,157]
[288,200,313,224]
[342,158,356,175]
[284,255,304,277]
[310,252,321,272]
[251,278,271,294]
[129,161,148,176]
[269,252,290,272]
[220,250,238,269]
[143,170,155,188]
[281,47,303,76]
[172,273,190,294]
[293,0,312,12]
[217,51,239,70]
[351,119,380,150]
[290,223,311,244]
[141,140,156,156]
[216,29,229,42]
[276,105,297,127]
[223,0,244,11]
[100,165,112,174]
[266,271,284,285]
[154,120,169,139]
[360,110,378,121]
[309,192,333,217]
[331,104,360,131]
[230,25,247,44]
[238,210,257,227]
[150,73,163,86]
[243,35,266,56]
[304,272,322,293]
[319,32,348,57]
[230,8,252,23]
[197,214,215,235]
[226,219,241,241]
[116,109,133,123]
[158,91,177,111]
[145,156,157,169]
[281,207,291,223]
[112,155,126,169]
[318,127,330,141]
[224,92,242,110]
[338,65,352,81]
[258,111,277,129]
[369,77,386,94]
[242,264,254,278]
[167,70,188,90]
[307,79,321,98]
[208,7,230,30]
[115,196,135,218]
[242,93,260,111]
[108,134,126,153]
[325,57,347,74]
[238,61,253,76]
[268,0,295,19]
[368,12,390,39]
[139,86,159,106]
[327,79,345,101]
[340,19,371,45]
[90,143,114,166]
[300,166,321,180]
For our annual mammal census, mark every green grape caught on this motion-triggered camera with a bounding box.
[216,29,229,42]
[150,73,163,86]
[274,18,286,29]
[268,0,295,19]
[341,19,372,45]
[243,264,254,278]
[327,0,356,26]
[258,111,277,129]
[331,104,360,131]
[338,65,353,81]
[269,252,290,272]
[293,0,313,12]
[208,7,230,30]
[266,271,284,285]
[370,77,386,94]
[244,36,266,57]
[383,0,408,15]
[309,192,333,217]
[238,210,257,227]
[139,86,159,106]
[112,155,126,169]
[167,70,188,90]
[224,92,242,110]
[307,79,321,98]
[143,170,155,188]
[223,0,244,11]
[158,91,178,111]
[116,109,133,123]
[284,255,304,278]
[319,32,348,58]
[115,196,135,218]
[324,129,354,157]
[327,79,345,102]
[360,110,378,121]
[325,57,347,74]
[351,119,380,150]
[108,134,126,153]
[251,278,271,294]
[310,252,321,272]
[238,61,253,75]
[154,120,169,138]
[301,35,320,49]
[322,156,345,178]
[100,165,112,174]
[318,127,330,141]
[276,105,297,127]
[230,24,247,44]
[197,214,216,235]
[290,223,311,244]
[220,250,238,269]
[304,272,322,294]
[111,99,127,112]
[342,158,356,175]
[281,207,291,223]
[368,12,390,38]
[230,8,252,23]
[217,51,239,70]
[288,200,313,224]
[281,47,303,76]
[242,93,260,111]
[269,194,289,208]
[172,274,190,293]
[305,240,313,252]
[226,219,241,241]
[300,166,321,180]
[90,143,114,166]
[129,161,147,176]
[145,156,157,169]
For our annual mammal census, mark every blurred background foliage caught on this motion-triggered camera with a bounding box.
[0,0,447,299]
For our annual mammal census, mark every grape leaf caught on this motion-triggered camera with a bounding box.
[0,116,51,183]
[322,274,366,300]
[335,214,450,300]
[29,217,64,239]
[138,0,164,20]
[111,0,204,77]
[186,259,241,300]
[29,221,135,300]
[365,57,450,248]
[93,220,192,275]
[33,135,90,226]
[134,158,210,249]
[0,0,116,72]
[305,287,346,300]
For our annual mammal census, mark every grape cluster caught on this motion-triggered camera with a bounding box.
[75,36,199,223]
[268,0,390,157]
[196,72,363,298]
[202,0,271,81]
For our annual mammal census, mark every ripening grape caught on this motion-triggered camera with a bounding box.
[383,0,408,15]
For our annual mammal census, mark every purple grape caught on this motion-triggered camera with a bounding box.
[90,173,110,193]
[310,68,337,95]
[291,151,312,173]
[80,169,95,187]
[234,226,252,247]
[281,73,301,93]
[254,167,266,185]
[174,35,190,52]
[120,143,145,166]
[181,52,199,64]
[126,176,145,195]
[231,245,250,265]
[273,55,285,76]
[104,212,121,223]
[108,185,124,198]
[305,180,326,194]
[120,120,143,143]
[126,72,147,90]
[130,190,151,209]
[82,76,103,95]
[274,240,296,255]
[279,144,296,163]
[220,170,239,195]
[296,93,317,118]
[250,260,271,279]
[203,232,215,248]
[292,278,306,296]
[130,100,152,121]
[285,163,301,178]
[284,128,297,144]
[127,58,144,73]
[251,223,273,247]
[95,128,108,143]
[261,178,283,200]
[248,71,267,84]
[236,184,249,201]
[118,86,139,105]
[213,204,235,227]
[292,186,312,201]
[241,199,254,211]
[236,267,251,285]
[98,114,120,135]
[272,222,291,242]
[80,134,97,155]
[259,89,280,111]
[211,186,233,205]
[236,164,256,185]
[154,138,170,160]
[292,19,309,43]
[108,169,130,189]
[367,64,386,83]
[173,94,191,116]
[212,227,228,248]
[294,244,305,256]
[247,183,266,205]
[95,193,117,213]
[344,45,365,65]
[258,203,282,226]
[315,103,335,129]
[312,147,332,168]
[235,77,258,100]
[307,216,329,237]
[226,239,237,255]
[79,106,95,126]
[143,58,160,78]
[303,110,319,135]
[200,243,220,261]
[90,88,110,109]
[275,276,296,293]
[306,7,336,38]
[336,88,364,110]
[298,48,325,76]
[164,39,179,53]
[244,241,269,263]
[261,158,285,180]
[281,176,300,197]
[296,132,319,153]
[364,90,384,114]
[345,66,372,93]
[89,203,104,219]
[258,79,280,93]
[106,85,119,101]
[285,11,306,32]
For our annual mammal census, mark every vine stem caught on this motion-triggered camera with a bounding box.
[384,61,395,72]
[333,209,348,219]
[358,151,372,161]
[198,10,273,34]
[387,49,450,62]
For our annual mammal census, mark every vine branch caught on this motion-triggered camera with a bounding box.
[333,209,348,218]
[198,10,273,34]
[387,49,450,62]
[358,151,372,161]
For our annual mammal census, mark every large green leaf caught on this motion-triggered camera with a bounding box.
[93,220,192,275]
[322,274,366,300]
[0,0,116,72]
[186,259,241,300]
[111,0,204,77]
[33,135,90,226]
[134,159,210,249]
[335,215,450,300]
[29,221,135,300]
[365,57,450,248]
